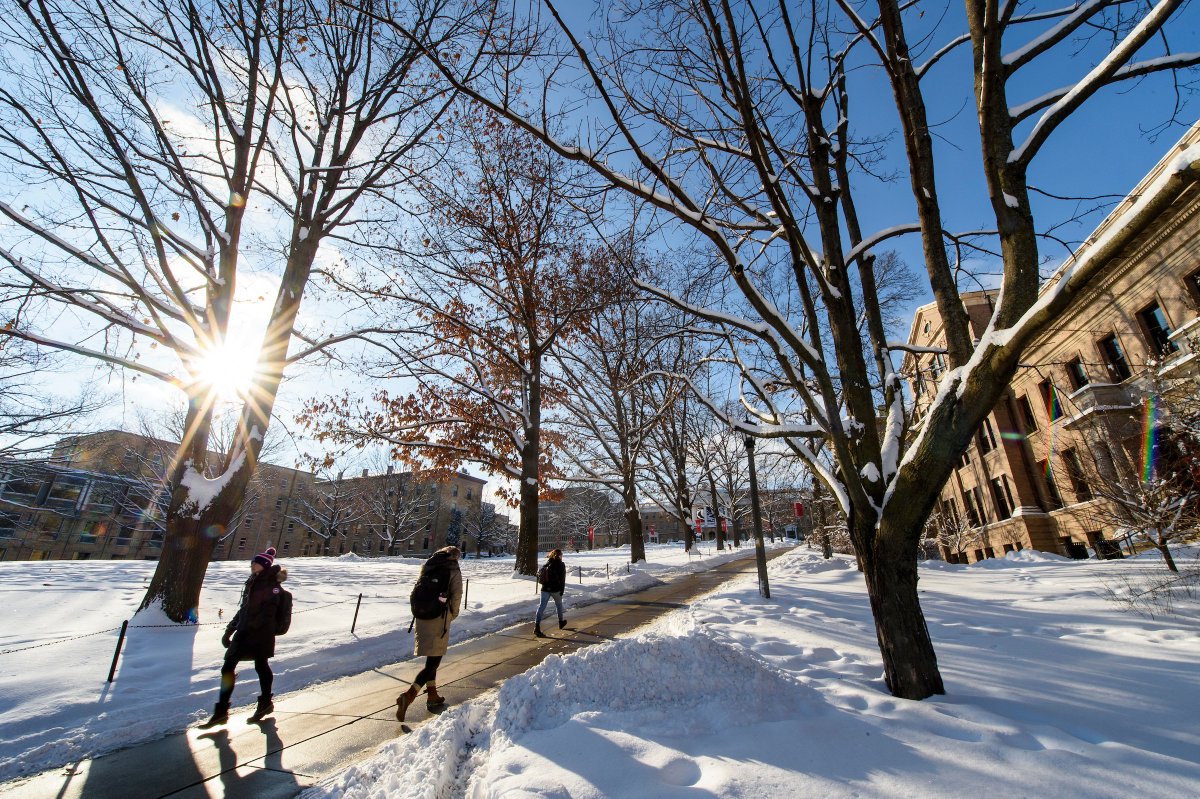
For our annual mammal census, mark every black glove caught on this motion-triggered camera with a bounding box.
[221,630,233,648]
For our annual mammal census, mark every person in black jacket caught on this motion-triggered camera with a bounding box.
[534,548,567,637]
[201,547,288,727]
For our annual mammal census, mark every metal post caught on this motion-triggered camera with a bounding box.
[107,619,129,683]
[578,565,582,584]
[745,426,771,598]
[606,563,610,580]
[350,593,363,634]
[464,578,469,610]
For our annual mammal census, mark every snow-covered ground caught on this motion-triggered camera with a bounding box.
[0,541,775,782]
[304,546,1200,799]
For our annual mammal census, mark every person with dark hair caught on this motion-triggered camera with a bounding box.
[534,548,567,637]
[396,546,463,722]
[202,546,289,727]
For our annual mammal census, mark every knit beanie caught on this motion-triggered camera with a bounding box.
[252,547,276,568]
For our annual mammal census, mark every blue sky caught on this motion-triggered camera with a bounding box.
[10,0,1199,475]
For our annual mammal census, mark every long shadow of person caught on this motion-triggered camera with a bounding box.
[195,719,300,797]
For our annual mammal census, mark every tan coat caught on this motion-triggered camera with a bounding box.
[413,566,462,657]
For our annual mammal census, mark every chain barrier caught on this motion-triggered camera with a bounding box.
[0,561,638,659]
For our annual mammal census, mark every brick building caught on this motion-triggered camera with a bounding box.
[1,430,486,561]
[904,125,1200,563]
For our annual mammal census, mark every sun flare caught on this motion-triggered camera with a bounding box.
[194,340,259,402]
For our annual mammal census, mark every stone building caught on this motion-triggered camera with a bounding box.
[904,125,1200,563]
[0,430,486,561]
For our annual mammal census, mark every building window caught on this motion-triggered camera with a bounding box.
[990,477,1014,519]
[1038,380,1063,421]
[1097,334,1132,381]
[931,353,947,380]
[287,521,294,533]
[274,498,283,511]
[1061,449,1093,502]
[466,488,473,500]
[1037,460,1063,509]
[1186,267,1200,306]
[958,447,971,469]
[1137,301,1177,355]
[1065,357,1089,391]
[1016,395,1038,433]
[238,537,246,551]
[452,484,459,497]
[282,541,290,553]
[976,417,997,454]
[963,489,982,527]
[281,477,289,488]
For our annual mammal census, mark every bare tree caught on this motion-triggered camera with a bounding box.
[461,500,508,556]
[555,282,683,563]
[356,469,441,556]
[0,338,102,457]
[924,503,983,564]
[0,0,496,618]
[1061,365,1200,571]
[289,471,367,556]
[382,0,1200,698]
[301,113,616,576]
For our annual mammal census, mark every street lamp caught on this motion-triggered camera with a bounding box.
[744,420,771,599]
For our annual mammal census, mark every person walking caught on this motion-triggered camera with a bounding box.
[202,546,290,727]
[396,545,463,723]
[534,548,567,637]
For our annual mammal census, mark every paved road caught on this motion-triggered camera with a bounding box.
[0,546,793,799]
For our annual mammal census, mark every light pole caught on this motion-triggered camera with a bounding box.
[744,422,771,598]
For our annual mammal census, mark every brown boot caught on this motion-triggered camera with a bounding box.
[395,685,420,722]
[426,683,446,711]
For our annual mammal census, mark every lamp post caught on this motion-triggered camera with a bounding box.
[744,422,771,599]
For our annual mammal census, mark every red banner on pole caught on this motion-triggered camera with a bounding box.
[588,526,595,541]
[794,502,805,518]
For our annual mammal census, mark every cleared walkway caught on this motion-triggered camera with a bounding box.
[0,547,793,799]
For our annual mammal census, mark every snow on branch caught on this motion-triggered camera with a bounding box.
[1010,52,1200,123]
[1010,0,1186,167]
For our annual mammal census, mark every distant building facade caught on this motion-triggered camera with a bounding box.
[0,430,486,562]
[903,125,1200,564]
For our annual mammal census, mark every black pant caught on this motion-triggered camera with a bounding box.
[219,650,272,704]
[413,655,442,688]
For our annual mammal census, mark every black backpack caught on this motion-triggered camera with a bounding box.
[537,564,548,586]
[275,588,293,635]
[410,554,453,620]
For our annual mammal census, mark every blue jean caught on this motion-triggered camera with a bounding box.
[536,591,564,625]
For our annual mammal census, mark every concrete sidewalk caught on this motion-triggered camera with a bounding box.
[0,547,791,799]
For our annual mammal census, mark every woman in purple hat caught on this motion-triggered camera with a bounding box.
[201,546,289,727]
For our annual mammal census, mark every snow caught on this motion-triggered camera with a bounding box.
[178,450,247,516]
[0,542,776,782]
[303,545,1200,799]
[859,462,879,482]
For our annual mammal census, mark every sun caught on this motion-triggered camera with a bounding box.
[193,340,259,402]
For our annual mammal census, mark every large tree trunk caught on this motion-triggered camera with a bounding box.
[860,514,944,699]
[139,235,318,620]
[624,481,646,563]
[516,436,540,575]
[516,368,543,576]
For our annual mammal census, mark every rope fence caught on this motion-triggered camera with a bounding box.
[0,559,657,676]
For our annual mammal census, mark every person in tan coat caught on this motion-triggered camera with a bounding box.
[396,546,463,722]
